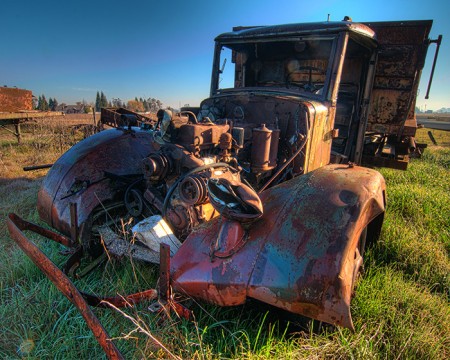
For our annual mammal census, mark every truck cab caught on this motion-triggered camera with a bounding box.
[201,19,432,171]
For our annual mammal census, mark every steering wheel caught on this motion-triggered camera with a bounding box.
[285,66,324,92]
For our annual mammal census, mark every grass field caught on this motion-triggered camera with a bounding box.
[0,119,448,359]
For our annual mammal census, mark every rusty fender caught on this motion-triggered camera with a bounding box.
[171,164,386,330]
[37,128,156,237]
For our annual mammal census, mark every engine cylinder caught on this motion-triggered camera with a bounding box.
[251,124,273,173]
[269,129,280,168]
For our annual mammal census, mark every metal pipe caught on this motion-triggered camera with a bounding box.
[425,35,442,99]
[23,163,53,171]
[7,213,124,360]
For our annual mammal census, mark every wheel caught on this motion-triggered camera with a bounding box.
[125,188,144,217]
[79,200,128,258]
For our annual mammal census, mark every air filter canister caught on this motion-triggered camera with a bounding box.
[251,124,272,173]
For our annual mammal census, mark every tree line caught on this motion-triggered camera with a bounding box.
[96,91,163,112]
[35,91,164,113]
[35,95,59,111]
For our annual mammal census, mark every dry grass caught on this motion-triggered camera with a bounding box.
[0,114,95,179]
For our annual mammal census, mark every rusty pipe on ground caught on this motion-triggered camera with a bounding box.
[23,163,53,171]
[7,213,125,360]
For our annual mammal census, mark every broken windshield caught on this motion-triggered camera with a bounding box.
[216,37,336,98]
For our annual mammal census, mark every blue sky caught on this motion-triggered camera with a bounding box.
[1,0,448,110]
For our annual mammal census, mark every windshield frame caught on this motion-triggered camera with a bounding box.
[210,34,341,101]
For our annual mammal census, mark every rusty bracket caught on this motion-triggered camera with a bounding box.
[159,243,171,301]
[148,243,192,321]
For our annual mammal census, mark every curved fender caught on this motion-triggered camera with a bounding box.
[171,164,386,329]
[37,128,156,237]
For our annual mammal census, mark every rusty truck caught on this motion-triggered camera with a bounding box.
[7,18,441,358]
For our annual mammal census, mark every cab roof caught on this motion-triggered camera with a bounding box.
[215,21,377,42]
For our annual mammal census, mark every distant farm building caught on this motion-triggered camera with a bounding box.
[56,103,86,114]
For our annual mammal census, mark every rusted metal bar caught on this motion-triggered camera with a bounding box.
[154,243,192,321]
[159,243,171,302]
[23,163,53,171]
[70,203,79,245]
[425,35,442,99]
[0,111,64,120]
[8,213,74,248]
[7,213,124,360]
[0,123,20,135]
[428,131,438,145]
[82,289,158,308]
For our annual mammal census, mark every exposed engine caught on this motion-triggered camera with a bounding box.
[135,100,308,239]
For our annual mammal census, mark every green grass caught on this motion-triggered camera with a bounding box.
[0,127,449,359]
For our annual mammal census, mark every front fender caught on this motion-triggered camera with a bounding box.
[171,164,386,329]
[38,128,156,237]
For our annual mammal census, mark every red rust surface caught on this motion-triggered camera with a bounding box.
[366,21,432,136]
[0,87,32,111]
[171,164,385,329]
[37,128,156,237]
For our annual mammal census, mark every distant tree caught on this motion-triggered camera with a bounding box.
[95,91,101,111]
[84,105,93,114]
[143,99,149,111]
[37,95,49,110]
[145,98,163,112]
[127,100,144,112]
[52,98,58,111]
[100,92,108,108]
[48,98,54,110]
